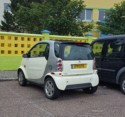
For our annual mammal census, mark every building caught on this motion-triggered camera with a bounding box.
[81,0,123,22]
[80,0,123,37]
[0,0,11,25]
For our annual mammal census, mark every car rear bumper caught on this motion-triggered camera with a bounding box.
[65,83,91,90]
[48,72,99,90]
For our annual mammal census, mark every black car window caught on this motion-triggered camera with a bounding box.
[106,39,123,58]
[54,43,60,57]
[62,43,93,60]
[92,41,104,57]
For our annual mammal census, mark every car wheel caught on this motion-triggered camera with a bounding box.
[84,86,98,94]
[18,70,27,86]
[120,75,125,94]
[44,78,60,100]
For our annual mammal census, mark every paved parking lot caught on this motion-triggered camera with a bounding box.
[0,80,125,117]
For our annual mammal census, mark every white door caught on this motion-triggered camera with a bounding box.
[25,43,49,79]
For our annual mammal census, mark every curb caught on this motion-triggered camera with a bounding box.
[0,78,17,81]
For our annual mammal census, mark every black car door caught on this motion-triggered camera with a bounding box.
[92,40,105,79]
[101,39,125,83]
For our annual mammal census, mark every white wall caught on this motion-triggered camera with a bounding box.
[0,0,11,25]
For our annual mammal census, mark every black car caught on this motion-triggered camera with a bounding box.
[91,35,125,94]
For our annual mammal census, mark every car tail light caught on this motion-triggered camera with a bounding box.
[93,58,96,70]
[57,58,63,72]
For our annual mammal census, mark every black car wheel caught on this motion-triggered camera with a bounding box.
[18,70,27,86]
[120,75,125,94]
[44,78,60,100]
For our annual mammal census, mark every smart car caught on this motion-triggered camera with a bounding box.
[18,40,99,99]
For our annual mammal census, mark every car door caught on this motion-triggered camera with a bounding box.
[25,43,49,79]
[92,40,105,79]
[101,39,125,83]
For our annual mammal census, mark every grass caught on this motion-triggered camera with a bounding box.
[0,56,22,70]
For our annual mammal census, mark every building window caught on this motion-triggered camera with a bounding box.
[4,3,11,12]
[98,10,106,21]
[80,9,93,21]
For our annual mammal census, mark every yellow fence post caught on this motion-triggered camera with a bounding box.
[41,30,50,40]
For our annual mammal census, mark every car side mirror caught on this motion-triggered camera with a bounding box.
[23,54,28,58]
[23,53,30,58]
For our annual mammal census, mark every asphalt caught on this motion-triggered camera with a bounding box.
[0,71,17,80]
[0,81,125,117]
[1,71,125,116]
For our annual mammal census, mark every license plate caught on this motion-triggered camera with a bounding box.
[72,64,87,69]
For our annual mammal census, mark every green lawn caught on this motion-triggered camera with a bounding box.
[0,56,22,70]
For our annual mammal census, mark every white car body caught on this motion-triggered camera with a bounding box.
[18,40,99,99]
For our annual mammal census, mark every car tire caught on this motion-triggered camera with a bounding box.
[44,78,60,100]
[120,75,125,94]
[18,70,27,86]
[84,86,98,94]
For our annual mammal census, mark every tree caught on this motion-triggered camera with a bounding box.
[1,0,93,36]
[15,0,93,35]
[0,11,16,31]
[0,0,43,32]
[97,1,125,35]
[0,0,17,32]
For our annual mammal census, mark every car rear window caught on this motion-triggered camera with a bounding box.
[61,43,93,60]
[54,43,60,57]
